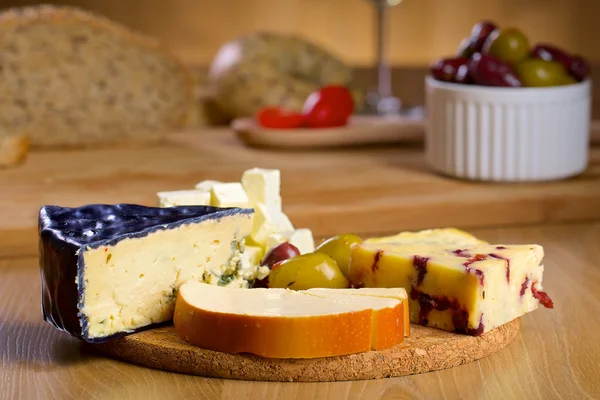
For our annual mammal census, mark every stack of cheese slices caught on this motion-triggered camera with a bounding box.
[157,168,314,283]
[174,281,408,358]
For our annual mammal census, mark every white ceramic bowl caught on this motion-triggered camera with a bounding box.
[425,76,591,182]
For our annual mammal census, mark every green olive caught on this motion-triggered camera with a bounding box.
[268,253,349,290]
[484,28,530,65]
[314,233,363,278]
[516,59,567,87]
[557,74,577,86]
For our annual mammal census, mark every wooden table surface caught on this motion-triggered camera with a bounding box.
[1,129,600,259]
[2,130,600,399]
[1,222,599,399]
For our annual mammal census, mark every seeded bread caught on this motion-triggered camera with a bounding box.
[0,5,193,147]
[207,32,357,120]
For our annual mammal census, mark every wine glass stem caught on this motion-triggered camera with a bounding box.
[375,0,391,98]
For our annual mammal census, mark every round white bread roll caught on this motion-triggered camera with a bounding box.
[207,32,356,119]
[0,132,28,168]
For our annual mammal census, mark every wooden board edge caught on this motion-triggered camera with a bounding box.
[234,118,600,149]
[232,116,425,149]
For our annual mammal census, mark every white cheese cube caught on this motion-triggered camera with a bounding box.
[194,180,222,192]
[241,168,281,211]
[288,228,315,254]
[266,228,315,255]
[210,183,249,208]
[251,203,294,246]
[156,190,211,207]
[266,233,289,253]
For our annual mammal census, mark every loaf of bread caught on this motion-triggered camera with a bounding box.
[207,32,359,120]
[0,5,193,147]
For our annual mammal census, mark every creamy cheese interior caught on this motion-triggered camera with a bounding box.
[80,214,252,338]
[365,228,486,245]
[179,282,400,317]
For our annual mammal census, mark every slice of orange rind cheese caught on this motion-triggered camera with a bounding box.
[173,282,406,358]
[305,287,410,338]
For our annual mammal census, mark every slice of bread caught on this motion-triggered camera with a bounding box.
[0,5,193,147]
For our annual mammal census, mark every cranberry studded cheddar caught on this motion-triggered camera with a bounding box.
[38,204,253,343]
[348,243,553,336]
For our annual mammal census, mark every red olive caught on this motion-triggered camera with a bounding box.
[430,57,469,83]
[454,64,472,84]
[261,242,301,268]
[252,242,301,289]
[468,53,522,87]
[457,37,476,59]
[470,21,498,52]
[457,21,498,58]
[531,44,572,70]
[569,55,590,81]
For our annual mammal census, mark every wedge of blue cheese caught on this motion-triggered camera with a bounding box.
[38,204,253,343]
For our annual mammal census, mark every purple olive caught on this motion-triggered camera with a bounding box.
[468,53,522,87]
[430,57,470,83]
[454,64,472,84]
[252,242,301,288]
[457,37,477,59]
[569,55,590,81]
[261,242,300,268]
[470,21,498,52]
[531,44,572,70]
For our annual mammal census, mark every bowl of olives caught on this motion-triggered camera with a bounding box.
[425,21,591,182]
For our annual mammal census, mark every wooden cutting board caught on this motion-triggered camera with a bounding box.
[1,128,599,259]
[234,118,600,149]
[94,319,520,382]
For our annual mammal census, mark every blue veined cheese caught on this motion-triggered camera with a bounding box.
[210,182,249,208]
[156,190,211,207]
[38,204,254,343]
[241,168,282,211]
[239,244,266,280]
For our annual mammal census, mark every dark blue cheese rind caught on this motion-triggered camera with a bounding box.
[39,204,253,343]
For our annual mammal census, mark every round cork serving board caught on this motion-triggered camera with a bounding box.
[93,319,520,382]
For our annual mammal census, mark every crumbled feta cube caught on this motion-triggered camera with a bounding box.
[194,180,222,192]
[266,233,289,253]
[266,228,315,254]
[288,228,315,254]
[251,203,294,246]
[156,190,211,207]
[241,168,282,211]
[210,183,249,208]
